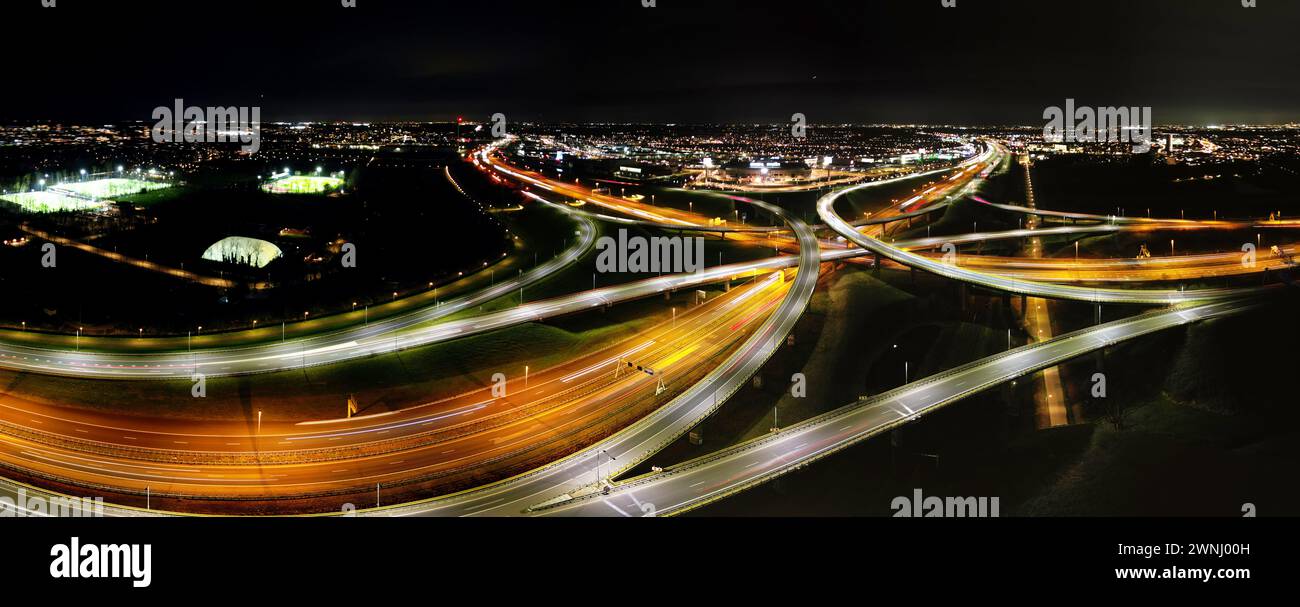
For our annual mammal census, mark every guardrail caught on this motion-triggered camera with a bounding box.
[540,298,1263,515]
[366,189,823,517]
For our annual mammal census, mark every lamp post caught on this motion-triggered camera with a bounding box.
[595,449,615,487]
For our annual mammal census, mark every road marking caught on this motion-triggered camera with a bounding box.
[462,497,505,515]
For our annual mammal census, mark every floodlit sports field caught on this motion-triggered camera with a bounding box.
[52,178,171,200]
[261,175,344,195]
[0,191,106,213]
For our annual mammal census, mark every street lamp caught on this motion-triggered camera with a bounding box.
[595,449,615,488]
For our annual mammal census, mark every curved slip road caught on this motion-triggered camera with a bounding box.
[974,196,1300,230]
[0,213,598,379]
[818,169,1277,305]
[536,298,1262,516]
[0,187,823,516]
[356,193,821,516]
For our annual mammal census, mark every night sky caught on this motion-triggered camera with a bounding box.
[3,0,1298,125]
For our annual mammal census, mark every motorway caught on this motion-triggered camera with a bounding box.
[351,190,824,516]
[0,139,969,380]
[0,270,797,508]
[537,298,1261,516]
[0,136,1288,517]
[0,213,597,379]
[817,164,1278,304]
[974,195,1300,229]
[0,175,824,515]
[480,141,783,234]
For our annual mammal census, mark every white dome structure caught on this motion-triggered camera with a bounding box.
[202,236,283,268]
